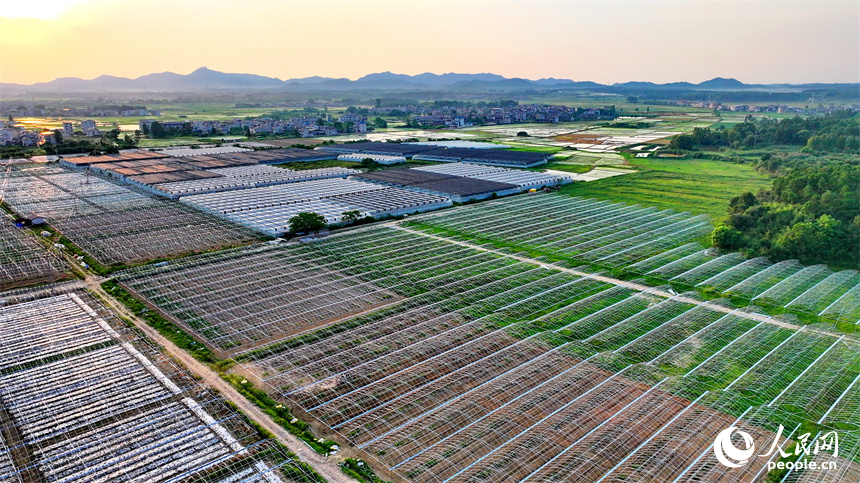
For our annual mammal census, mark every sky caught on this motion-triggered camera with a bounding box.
[0,0,857,85]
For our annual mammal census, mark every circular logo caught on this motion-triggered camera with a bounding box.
[714,426,755,468]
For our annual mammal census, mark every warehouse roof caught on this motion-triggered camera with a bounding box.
[410,177,518,197]
[352,169,458,187]
[414,148,550,165]
[315,142,440,157]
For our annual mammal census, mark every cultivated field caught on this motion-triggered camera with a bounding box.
[410,194,860,322]
[0,223,66,290]
[457,115,718,151]
[0,287,320,482]
[119,193,860,482]
[2,165,259,267]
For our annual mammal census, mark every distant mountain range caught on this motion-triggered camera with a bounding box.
[0,67,854,94]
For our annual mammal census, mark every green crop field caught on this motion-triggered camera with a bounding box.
[559,156,772,223]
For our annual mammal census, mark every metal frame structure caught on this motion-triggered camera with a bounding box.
[0,287,321,482]
[75,193,860,481]
[2,165,258,266]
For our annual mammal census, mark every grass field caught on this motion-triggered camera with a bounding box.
[558,156,772,223]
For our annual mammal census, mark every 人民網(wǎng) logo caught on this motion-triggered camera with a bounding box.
[713,425,840,471]
[714,426,756,468]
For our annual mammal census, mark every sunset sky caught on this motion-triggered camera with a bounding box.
[0,0,857,85]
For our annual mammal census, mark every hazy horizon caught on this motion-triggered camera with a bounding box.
[3,65,858,87]
[1,0,857,86]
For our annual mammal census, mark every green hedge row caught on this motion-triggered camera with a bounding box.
[100,279,216,362]
[222,373,338,456]
[339,458,390,483]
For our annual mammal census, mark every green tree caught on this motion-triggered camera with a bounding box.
[105,128,121,141]
[341,210,361,224]
[728,192,757,215]
[712,225,744,250]
[372,117,387,129]
[150,121,165,138]
[288,212,327,234]
[53,129,63,144]
[776,215,844,265]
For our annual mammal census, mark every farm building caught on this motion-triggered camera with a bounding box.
[205,147,337,164]
[181,177,452,236]
[60,149,353,199]
[414,162,573,189]
[352,165,571,201]
[316,142,552,167]
[412,147,551,167]
[59,150,170,168]
[146,165,360,198]
[315,141,440,157]
[159,145,251,157]
[406,140,511,149]
[352,169,520,202]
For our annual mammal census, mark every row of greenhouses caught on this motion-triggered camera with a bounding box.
[116,219,860,482]
[0,223,64,289]
[412,194,860,323]
[2,165,258,265]
[0,288,320,483]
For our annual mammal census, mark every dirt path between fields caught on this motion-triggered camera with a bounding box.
[391,225,807,333]
[86,277,355,483]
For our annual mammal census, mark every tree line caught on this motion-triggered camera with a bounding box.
[668,111,859,152]
[140,121,193,138]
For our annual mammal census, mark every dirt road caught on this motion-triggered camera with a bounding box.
[88,278,355,483]
[392,225,807,333]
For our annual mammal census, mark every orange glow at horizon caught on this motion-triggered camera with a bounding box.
[0,0,857,86]
[0,0,87,20]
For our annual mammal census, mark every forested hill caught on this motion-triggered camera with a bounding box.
[713,163,859,269]
[683,112,860,270]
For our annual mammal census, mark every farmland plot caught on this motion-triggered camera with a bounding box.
[119,193,860,482]
[0,287,320,482]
